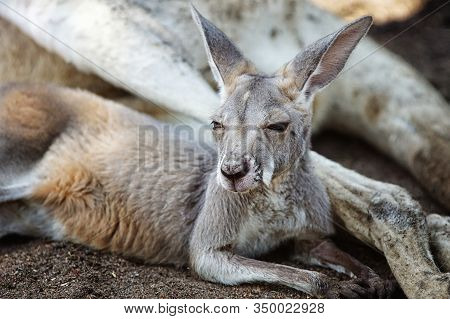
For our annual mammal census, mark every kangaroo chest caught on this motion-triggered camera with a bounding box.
[233,191,320,258]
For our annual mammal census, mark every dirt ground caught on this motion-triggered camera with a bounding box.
[0,1,449,298]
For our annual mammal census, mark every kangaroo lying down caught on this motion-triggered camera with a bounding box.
[0,8,397,298]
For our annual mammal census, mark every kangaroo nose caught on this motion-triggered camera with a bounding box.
[221,159,250,181]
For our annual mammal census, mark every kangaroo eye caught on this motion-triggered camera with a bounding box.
[211,121,224,130]
[266,122,289,132]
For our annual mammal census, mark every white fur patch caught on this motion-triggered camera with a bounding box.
[262,156,275,186]
[0,205,65,240]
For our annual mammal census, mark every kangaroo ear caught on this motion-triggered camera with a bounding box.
[191,5,256,99]
[278,16,372,103]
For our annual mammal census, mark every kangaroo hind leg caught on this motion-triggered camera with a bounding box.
[0,84,71,240]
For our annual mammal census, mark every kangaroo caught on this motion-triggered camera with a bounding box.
[0,7,394,298]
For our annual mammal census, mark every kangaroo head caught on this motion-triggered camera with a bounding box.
[192,6,372,193]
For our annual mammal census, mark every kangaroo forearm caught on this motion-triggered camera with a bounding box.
[190,249,326,296]
[311,151,450,298]
[307,240,375,279]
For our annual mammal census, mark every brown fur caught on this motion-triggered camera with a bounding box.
[0,85,71,140]
[223,60,257,96]
[364,95,385,123]
[276,63,299,101]
[0,84,191,265]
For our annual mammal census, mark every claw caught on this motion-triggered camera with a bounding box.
[324,276,397,299]
[368,276,398,298]
[325,279,371,299]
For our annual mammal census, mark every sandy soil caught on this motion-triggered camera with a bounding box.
[0,0,449,298]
